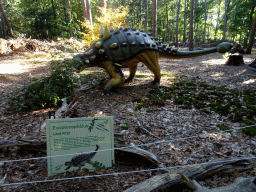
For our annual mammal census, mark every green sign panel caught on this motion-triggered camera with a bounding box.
[46,116,114,176]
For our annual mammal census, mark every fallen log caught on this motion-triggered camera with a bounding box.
[181,174,256,192]
[124,157,254,192]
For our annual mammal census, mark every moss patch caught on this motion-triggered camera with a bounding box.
[133,76,256,136]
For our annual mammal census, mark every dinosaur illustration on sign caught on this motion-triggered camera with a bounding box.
[65,144,100,171]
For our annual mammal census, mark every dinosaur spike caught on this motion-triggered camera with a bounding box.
[140,42,145,46]
[135,31,140,35]
[132,27,136,31]
[114,27,119,33]
[120,26,123,30]
[113,63,122,67]
[103,26,111,40]
[90,55,96,61]
[85,49,94,56]
[98,49,105,55]
[95,41,102,49]
[121,42,127,47]
[124,26,128,31]
[110,43,118,49]
[110,26,114,32]
[140,29,144,32]
[100,25,104,37]
[131,42,136,46]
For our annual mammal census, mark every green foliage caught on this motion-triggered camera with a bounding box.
[92,161,106,170]
[133,77,256,136]
[121,122,129,130]
[8,59,79,112]
[80,6,129,46]
[218,125,232,133]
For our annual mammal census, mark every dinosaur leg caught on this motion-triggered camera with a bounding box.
[125,64,138,83]
[102,61,125,94]
[138,51,161,84]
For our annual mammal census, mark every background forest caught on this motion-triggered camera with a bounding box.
[1,0,256,47]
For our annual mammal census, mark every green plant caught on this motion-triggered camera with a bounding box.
[92,161,106,170]
[218,125,232,133]
[8,59,79,111]
[121,122,129,130]
[127,112,133,116]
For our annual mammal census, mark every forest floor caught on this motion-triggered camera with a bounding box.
[0,40,256,191]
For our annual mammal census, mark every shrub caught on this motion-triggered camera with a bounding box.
[8,59,79,111]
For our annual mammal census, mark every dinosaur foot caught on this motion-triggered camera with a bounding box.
[102,89,113,95]
[152,79,160,85]
[124,78,133,83]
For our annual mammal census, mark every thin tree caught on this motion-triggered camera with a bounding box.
[145,0,148,32]
[0,0,14,37]
[183,0,187,42]
[246,12,256,54]
[166,0,169,42]
[214,3,221,38]
[82,0,93,25]
[203,0,207,44]
[223,0,230,41]
[152,0,157,37]
[66,0,72,34]
[175,0,181,47]
[189,0,194,51]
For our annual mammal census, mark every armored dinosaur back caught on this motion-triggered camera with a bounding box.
[82,26,160,64]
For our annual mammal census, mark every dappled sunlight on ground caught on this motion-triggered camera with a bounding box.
[201,58,227,65]
[243,79,256,84]
[0,62,35,74]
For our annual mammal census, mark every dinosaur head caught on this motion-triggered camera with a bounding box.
[73,53,93,72]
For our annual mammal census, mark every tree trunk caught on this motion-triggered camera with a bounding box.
[0,0,13,37]
[1,12,7,38]
[175,0,181,47]
[189,0,194,51]
[51,0,56,20]
[152,0,157,37]
[166,0,169,42]
[65,0,72,34]
[223,0,230,41]
[203,0,207,44]
[103,0,107,8]
[183,0,187,42]
[145,0,148,32]
[82,0,93,25]
[246,9,256,54]
[214,4,221,39]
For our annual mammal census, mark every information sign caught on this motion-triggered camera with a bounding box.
[46,116,114,176]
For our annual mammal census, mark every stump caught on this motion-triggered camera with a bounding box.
[225,54,244,66]
[248,58,256,69]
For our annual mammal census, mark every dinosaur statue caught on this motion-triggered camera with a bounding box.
[74,25,232,94]
[65,144,99,171]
